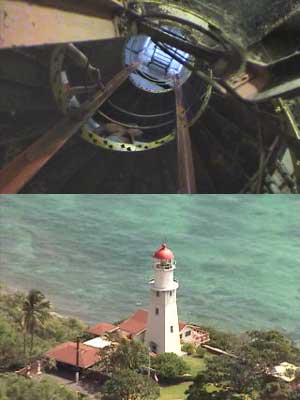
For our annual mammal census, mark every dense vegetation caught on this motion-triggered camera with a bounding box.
[0,284,86,371]
[100,369,160,400]
[0,374,78,400]
[186,330,300,400]
[0,284,89,399]
[99,338,149,372]
[99,339,160,399]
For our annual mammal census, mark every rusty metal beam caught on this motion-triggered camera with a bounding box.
[174,77,197,194]
[0,63,139,194]
[0,0,121,49]
[7,0,124,17]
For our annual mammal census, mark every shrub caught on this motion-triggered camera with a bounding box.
[196,346,206,358]
[151,353,190,382]
[182,343,195,355]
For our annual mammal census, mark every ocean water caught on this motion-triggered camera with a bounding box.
[0,195,299,340]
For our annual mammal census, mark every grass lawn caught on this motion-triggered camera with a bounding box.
[160,381,192,400]
[159,355,208,399]
[183,355,207,377]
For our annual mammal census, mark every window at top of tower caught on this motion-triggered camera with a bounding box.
[161,260,170,266]
[124,28,194,93]
[155,260,173,270]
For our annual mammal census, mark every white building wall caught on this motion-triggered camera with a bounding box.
[180,325,193,343]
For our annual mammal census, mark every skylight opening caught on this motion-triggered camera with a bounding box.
[124,31,193,93]
[140,38,189,77]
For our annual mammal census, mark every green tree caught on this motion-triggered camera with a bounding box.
[202,326,241,352]
[42,316,86,343]
[151,353,189,382]
[227,346,265,394]
[0,316,25,371]
[196,346,206,358]
[0,291,25,330]
[285,367,296,379]
[186,329,300,400]
[100,369,159,400]
[246,330,297,365]
[186,349,265,400]
[261,381,291,400]
[22,290,51,359]
[289,390,300,400]
[295,368,300,381]
[99,339,148,372]
[186,383,232,400]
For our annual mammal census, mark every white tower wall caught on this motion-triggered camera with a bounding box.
[153,266,175,288]
[145,251,181,355]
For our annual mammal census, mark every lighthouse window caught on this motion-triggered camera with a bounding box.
[155,307,159,315]
[156,291,160,297]
[170,326,174,333]
[169,291,173,296]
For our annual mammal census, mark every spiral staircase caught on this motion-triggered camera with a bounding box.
[0,0,299,193]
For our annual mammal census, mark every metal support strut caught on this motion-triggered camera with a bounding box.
[0,0,121,49]
[174,76,197,194]
[0,63,139,194]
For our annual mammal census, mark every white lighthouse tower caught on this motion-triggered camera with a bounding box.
[145,243,181,355]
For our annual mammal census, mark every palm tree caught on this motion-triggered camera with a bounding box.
[22,289,51,359]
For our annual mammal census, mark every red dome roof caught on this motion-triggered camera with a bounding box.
[153,243,174,260]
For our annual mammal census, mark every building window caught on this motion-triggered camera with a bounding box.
[185,330,191,337]
[169,291,173,296]
[150,342,157,353]
[156,291,160,297]
[170,326,174,333]
[180,334,182,339]
[155,308,159,315]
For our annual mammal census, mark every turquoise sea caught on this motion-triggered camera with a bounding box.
[0,195,299,340]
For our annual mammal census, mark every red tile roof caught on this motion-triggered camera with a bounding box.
[118,309,187,336]
[179,321,187,331]
[119,309,148,336]
[87,309,187,339]
[87,322,118,336]
[45,342,101,369]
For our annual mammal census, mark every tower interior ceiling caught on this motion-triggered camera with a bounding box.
[186,0,300,46]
